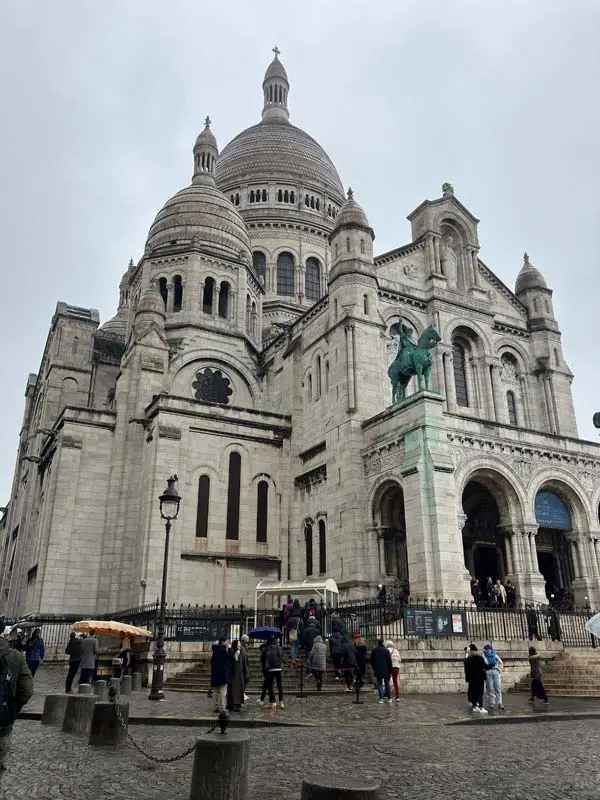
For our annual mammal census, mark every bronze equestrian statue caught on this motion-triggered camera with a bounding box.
[388,324,441,404]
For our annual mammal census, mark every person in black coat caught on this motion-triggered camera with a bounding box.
[210,639,230,713]
[286,601,304,663]
[464,644,488,714]
[302,617,320,672]
[370,638,393,703]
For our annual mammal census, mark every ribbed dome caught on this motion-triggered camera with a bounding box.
[215,120,345,201]
[333,189,372,233]
[98,310,128,339]
[146,183,251,259]
[515,252,547,294]
[264,56,288,83]
[136,281,166,317]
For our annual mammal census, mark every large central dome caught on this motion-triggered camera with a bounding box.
[215,51,344,204]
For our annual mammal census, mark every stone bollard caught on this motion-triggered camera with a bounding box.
[94,680,108,700]
[300,776,381,800]
[189,731,250,800]
[120,675,132,696]
[41,694,68,727]
[109,677,121,698]
[78,683,92,695]
[89,701,129,747]
[132,672,142,691]
[62,695,97,737]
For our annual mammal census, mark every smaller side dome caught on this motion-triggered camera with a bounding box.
[515,252,547,294]
[136,280,166,318]
[331,188,374,240]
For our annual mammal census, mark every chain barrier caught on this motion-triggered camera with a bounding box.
[110,695,215,765]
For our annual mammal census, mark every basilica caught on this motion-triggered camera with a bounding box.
[3,51,600,617]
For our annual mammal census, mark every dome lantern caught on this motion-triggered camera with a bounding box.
[193,116,218,186]
[262,46,290,123]
[515,252,548,295]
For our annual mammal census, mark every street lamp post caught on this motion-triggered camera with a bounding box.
[148,475,181,701]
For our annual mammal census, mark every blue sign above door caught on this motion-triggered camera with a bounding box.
[535,491,571,530]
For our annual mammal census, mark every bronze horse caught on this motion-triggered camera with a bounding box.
[388,325,441,403]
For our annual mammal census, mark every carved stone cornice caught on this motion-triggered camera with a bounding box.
[363,439,405,477]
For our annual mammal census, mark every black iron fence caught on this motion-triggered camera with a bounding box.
[9,599,597,651]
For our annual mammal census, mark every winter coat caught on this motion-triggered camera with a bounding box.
[370,645,393,680]
[265,642,284,672]
[303,619,320,651]
[210,644,230,687]
[65,637,82,664]
[309,636,327,671]
[340,638,356,669]
[329,632,343,657]
[355,643,368,676]
[286,608,304,640]
[283,601,294,626]
[227,647,245,709]
[80,636,98,670]
[0,638,34,735]
[529,653,544,681]
[385,640,401,669]
[25,636,45,663]
[464,652,486,690]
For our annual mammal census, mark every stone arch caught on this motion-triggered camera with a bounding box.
[444,317,492,356]
[251,472,277,493]
[494,338,530,372]
[370,477,409,595]
[169,349,260,404]
[433,210,478,246]
[457,462,526,528]
[528,472,592,532]
[218,440,252,478]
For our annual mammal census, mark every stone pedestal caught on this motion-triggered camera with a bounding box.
[89,701,129,747]
[78,683,92,695]
[301,776,381,799]
[94,680,108,699]
[189,731,249,800]
[120,675,132,695]
[109,677,121,698]
[62,695,97,736]
[41,694,68,727]
[132,672,142,691]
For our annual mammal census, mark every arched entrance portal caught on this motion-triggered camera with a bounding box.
[462,481,508,585]
[535,490,574,603]
[373,483,409,596]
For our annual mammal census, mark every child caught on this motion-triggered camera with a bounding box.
[528,646,549,705]
[464,644,488,714]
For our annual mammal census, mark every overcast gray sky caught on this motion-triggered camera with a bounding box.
[1,1,599,500]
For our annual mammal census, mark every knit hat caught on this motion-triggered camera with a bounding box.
[353,633,361,640]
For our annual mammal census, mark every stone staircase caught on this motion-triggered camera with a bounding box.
[510,649,600,697]
[166,646,349,694]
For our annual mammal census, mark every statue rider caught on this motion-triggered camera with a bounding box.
[397,324,417,372]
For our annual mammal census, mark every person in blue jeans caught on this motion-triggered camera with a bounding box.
[370,639,393,704]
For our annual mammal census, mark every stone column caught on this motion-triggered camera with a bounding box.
[189,731,250,800]
[479,359,495,420]
[426,235,437,275]
[345,322,356,412]
[432,348,444,395]
[213,287,220,317]
[590,537,600,579]
[442,350,457,413]
[470,247,481,286]
[569,536,582,579]
[490,361,508,424]
[166,282,174,313]
[460,249,474,286]
[433,236,441,273]
[518,375,530,427]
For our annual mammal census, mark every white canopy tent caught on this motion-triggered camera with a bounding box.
[254,578,339,616]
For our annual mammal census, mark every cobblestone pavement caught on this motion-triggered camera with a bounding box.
[3,718,600,799]
[25,667,600,727]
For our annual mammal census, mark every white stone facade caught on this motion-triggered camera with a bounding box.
[3,53,600,617]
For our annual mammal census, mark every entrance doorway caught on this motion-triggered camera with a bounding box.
[462,481,508,594]
[374,483,409,597]
[535,490,574,605]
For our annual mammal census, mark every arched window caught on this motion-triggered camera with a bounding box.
[316,356,322,398]
[325,360,329,393]
[252,251,266,284]
[318,519,326,573]
[307,373,312,402]
[506,390,517,426]
[246,295,251,331]
[284,190,289,203]
[60,377,78,410]
[173,275,183,312]
[226,452,241,540]
[203,277,215,314]
[305,523,313,576]
[261,189,267,202]
[360,239,365,254]
[346,237,351,252]
[249,190,255,203]
[277,252,295,296]
[290,191,295,204]
[305,257,321,301]
[334,299,338,319]
[310,196,315,209]
[71,336,78,354]
[304,194,309,207]
[251,301,258,339]
[196,475,210,538]
[218,281,230,318]
[235,193,240,206]
[533,297,539,313]
[363,294,369,315]
[453,343,469,407]
[545,298,551,314]
[158,278,168,310]
[277,189,283,202]
[256,480,268,543]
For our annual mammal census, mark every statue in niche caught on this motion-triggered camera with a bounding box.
[440,234,458,288]
[387,323,441,403]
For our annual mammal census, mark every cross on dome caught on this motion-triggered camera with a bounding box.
[204,115,211,128]
[523,252,530,264]
[272,45,281,58]
[347,187,354,200]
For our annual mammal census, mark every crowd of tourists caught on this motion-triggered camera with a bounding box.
[470,577,517,608]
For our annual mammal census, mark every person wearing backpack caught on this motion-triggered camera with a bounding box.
[0,619,34,773]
